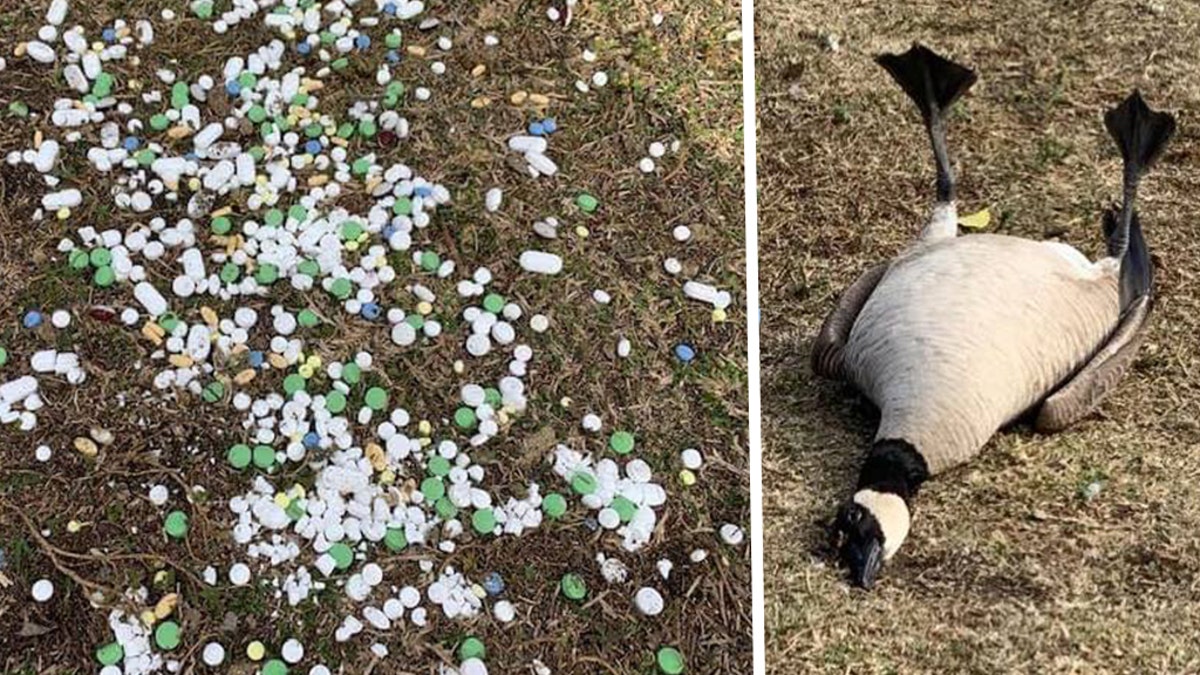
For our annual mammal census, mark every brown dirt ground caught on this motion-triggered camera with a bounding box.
[0,1,749,673]
[758,1,1200,673]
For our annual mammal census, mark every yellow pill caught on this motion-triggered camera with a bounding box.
[345,241,359,252]
[246,641,265,661]
[452,360,464,374]
[380,469,395,484]
[56,207,71,220]
[187,178,201,191]
[154,593,178,619]
[712,308,728,323]
[575,226,589,238]
[417,420,432,436]
[416,301,432,315]
[307,355,322,368]
[139,609,157,627]
[679,469,697,486]
[298,364,314,378]
[67,520,83,533]
[273,493,290,507]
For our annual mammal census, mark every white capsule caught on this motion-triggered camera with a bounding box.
[519,251,562,275]
[484,187,502,212]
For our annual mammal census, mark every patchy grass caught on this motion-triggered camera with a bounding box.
[0,0,748,673]
[758,0,1200,672]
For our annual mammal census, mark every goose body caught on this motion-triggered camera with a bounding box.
[816,44,1175,588]
[843,233,1120,474]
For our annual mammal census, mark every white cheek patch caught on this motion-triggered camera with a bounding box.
[853,489,911,559]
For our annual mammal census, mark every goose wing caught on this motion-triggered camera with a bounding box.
[1035,294,1151,432]
[811,262,889,379]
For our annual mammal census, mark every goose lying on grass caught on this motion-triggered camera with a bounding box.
[811,44,1176,589]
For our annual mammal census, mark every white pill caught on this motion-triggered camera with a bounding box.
[134,281,169,316]
[31,579,54,602]
[493,599,515,623]
[681,448,703,470]
[598,508,620,529]
[148,484,169,506]
[649,141,666,158]
[466,334,491,357]
[519,251,562,275]
[638,157,655,173]
[719,523,745,546]
[50,310,71,328]
[484,187,502,212]
[281,638,304,664]
[673,225,692,242]
[663,258,682,275]
[461,658,488,675]
[634,587,664,616]
[202,642,226,666]
[529,314,549,333]
[229,562,251,586]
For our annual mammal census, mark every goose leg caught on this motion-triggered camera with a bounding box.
[1035,295,1152,432]
[811,263,889,379]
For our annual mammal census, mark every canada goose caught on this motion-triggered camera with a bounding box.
[812,44,1176,589]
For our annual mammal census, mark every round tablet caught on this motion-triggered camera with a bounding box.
[154,620,180,650]
[31,578,53,602]
[201,641,225,666]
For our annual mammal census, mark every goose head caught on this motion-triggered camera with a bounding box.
[835,488,912,589]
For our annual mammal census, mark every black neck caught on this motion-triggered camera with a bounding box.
[857,438,930,504]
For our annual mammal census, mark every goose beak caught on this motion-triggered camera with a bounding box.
[848,537,884,589]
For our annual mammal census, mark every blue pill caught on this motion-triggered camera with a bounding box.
[23,311,43,329]
[414,186,432,198]
[296,42,311,55]
[184,152,200,161]
[361,302,382,320]
[247,351,265,368]
[542,117,558,134]
[386,50,400,63]
[303,432,320,449]
[528,121,546,136]
[123,137,141,151]
[102,28,117,43]
[381,225,396,240]
[383,2,397,15]
[355,34,370,50]
[674,343,696,362]
[482,572,505,596]
[225,80,241,96]
[305,139,322,154]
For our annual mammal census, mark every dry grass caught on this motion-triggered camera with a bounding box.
[0,1,748,673]
[758,0,1200,672]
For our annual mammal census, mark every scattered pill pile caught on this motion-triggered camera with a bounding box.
[5,1,745,673]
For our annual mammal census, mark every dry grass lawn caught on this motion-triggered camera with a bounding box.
[758,1,1200,672]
